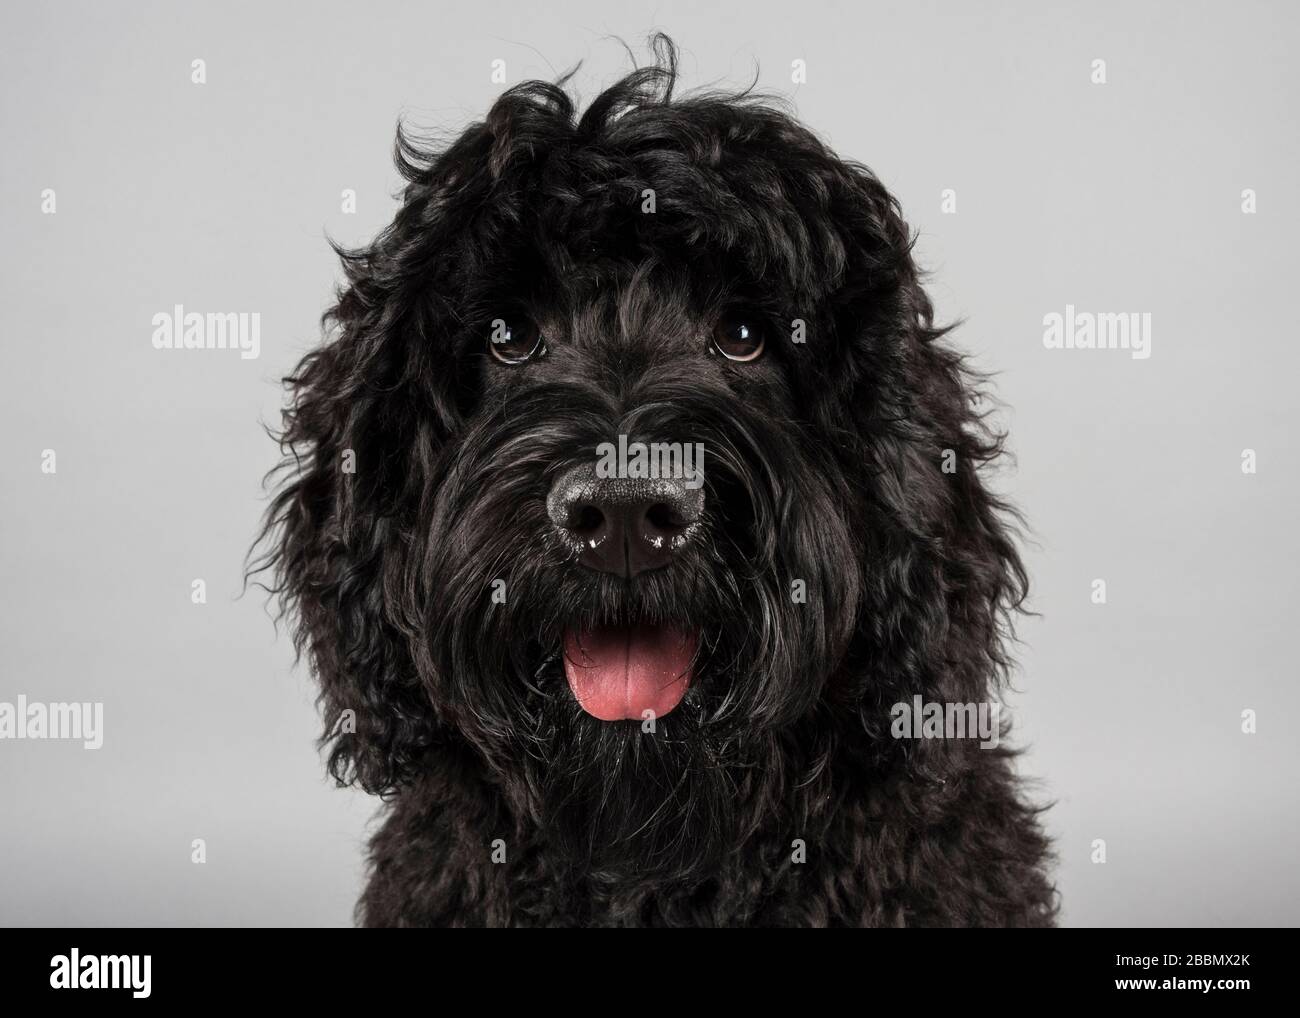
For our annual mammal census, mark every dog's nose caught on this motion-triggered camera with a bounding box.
[547,464,704,577]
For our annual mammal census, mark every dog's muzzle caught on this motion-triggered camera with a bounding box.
[546,462,704,577]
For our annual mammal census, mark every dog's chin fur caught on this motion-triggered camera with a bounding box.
[253,34,1059,926]
[525,695,775,883]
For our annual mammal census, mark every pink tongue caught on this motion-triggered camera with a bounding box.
[563,624,697,721]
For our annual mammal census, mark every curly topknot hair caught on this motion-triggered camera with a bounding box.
[254,34,1057,927]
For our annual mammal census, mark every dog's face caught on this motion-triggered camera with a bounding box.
[259,54,1025,881]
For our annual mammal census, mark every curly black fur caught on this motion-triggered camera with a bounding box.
[253,35,1057,927]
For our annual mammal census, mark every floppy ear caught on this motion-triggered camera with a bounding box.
[813,163,1027,717]
[252,123,495,794]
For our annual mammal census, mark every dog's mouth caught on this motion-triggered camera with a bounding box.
[562,623,699,721]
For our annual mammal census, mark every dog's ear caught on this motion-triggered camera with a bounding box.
[813,165,1027,710]
[251,123,500,794]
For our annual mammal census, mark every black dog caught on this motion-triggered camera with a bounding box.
[256,36,1056,927]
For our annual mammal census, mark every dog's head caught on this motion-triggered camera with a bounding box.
[256,37,1025,881]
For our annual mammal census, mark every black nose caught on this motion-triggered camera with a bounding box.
[547,463,705,577]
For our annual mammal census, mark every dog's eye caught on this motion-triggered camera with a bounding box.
[488,316,546,365]
[709,316,765,362]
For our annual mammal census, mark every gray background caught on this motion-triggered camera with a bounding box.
[2,0,1296,926]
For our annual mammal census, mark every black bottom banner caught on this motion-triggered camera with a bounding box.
[0,929,1280,1007]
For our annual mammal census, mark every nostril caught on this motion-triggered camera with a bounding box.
[570,503,605,536]
[644,502,685,533]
